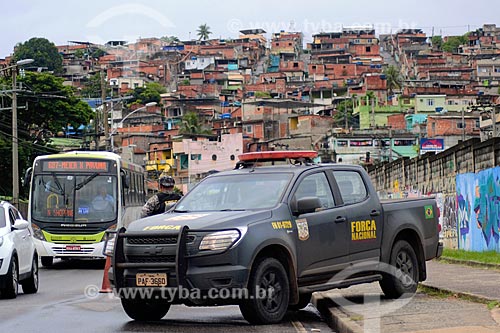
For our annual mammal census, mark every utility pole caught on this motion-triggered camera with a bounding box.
[370,97,376,128]
[12,68,19,207]
[493,105,497,139]
[461,107,466,142]
[101,69,108,150]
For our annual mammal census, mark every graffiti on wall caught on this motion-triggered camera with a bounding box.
[456,167,500,252]
[436,193,458,248]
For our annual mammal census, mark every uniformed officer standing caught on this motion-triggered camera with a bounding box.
[141,175,182,217]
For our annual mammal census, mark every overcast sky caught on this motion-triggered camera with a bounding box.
[2,0,499,58]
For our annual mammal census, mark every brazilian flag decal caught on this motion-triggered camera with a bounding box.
[424,205,434,219]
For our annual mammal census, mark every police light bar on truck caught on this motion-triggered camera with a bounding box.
[235,150,318,168]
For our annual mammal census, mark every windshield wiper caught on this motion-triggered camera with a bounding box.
[75,173,99,191]
[52,173,65,196]
[220,208,246,211]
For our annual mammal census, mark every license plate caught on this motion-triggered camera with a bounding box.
[65,245,81,251]
[136,273,167,287]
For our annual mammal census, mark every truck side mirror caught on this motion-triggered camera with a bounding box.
[292,196,322,215]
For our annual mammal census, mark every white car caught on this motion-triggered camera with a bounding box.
[0,201,39,298]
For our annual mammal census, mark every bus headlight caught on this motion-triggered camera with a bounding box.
[199,230,241,251]
[31,224,45,241]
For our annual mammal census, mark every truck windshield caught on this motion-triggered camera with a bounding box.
[31,174,117,223]
[176,173,292,211]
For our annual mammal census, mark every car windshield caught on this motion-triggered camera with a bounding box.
[176,173,292,212]
[31,174,117,223]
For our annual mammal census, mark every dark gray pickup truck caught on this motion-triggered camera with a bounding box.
[107,151,442,324]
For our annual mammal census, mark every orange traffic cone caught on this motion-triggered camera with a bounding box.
[99,256,113,293]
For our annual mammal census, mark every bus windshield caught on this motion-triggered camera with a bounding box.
[31,174,118,223]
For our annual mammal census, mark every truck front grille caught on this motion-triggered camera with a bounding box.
[127,255,176,263]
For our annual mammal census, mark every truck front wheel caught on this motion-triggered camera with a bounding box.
[121,298,170,321]
[239,257,290,324]
[380,240,419,298]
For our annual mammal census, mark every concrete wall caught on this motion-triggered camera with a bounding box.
[369,137,500,251]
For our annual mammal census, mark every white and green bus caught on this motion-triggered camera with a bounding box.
[25,151,145,266]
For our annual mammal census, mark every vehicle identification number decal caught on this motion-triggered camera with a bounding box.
[271,220,293,230]
[351,220,377,241]
[296,218,309,241]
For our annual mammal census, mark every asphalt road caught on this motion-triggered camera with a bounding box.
[0,259,332,333]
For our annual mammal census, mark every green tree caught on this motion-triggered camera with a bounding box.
[17,72,93,134]
[13,37,63,74]
[197,24,212,41]
[80,73,107,98]
[161,35,180,44]
[441,34,469,53]
[384,65,402,96]
[0,71,92,200]
[178,112,212,135]
[431,36,443,50]
[130,82,167,106]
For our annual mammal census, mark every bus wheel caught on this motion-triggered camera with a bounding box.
[239,257,290,324]
[121,298,170,321]
[41,256,53,267]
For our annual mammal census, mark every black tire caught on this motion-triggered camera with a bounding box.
[1,257,19,299]
[379,240,419,299]
[21,256,39,294]
[288,292,312,311]
[121,298,170,321]
[41,256,53,267]
[239,257,290,324]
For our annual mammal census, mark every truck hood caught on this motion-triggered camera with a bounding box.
[127,210,272,232]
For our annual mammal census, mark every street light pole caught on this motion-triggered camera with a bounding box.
[8,59,34,207]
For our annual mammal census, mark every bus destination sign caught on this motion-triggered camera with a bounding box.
[42,160,109,172]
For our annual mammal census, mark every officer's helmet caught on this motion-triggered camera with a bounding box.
[159,175,175,187]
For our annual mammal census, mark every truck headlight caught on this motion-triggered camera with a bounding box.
[31,224,45,241]
[199,230,241,251]
[103,225,117,257]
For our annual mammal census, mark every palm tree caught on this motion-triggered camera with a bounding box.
[178,112,212,135]
[161,35,180,44]
[384,65,402,97]
[197,24,212,41]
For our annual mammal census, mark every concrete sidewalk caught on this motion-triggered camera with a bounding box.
[313,260,500,333]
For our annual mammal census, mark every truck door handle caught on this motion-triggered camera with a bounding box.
[370,210,381,217]
[335,216,347,223]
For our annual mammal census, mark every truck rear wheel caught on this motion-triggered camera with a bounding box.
[239,257,290,324]
[380,240,419,298]
[121,298,170,321]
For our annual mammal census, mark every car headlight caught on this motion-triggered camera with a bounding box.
[31,224,45,241]
[199,230,241,251]
[103,225,117,257]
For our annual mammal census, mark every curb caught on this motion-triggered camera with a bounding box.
[437,257,500,271]
[419,283,499,305]
[312,292,364,333]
